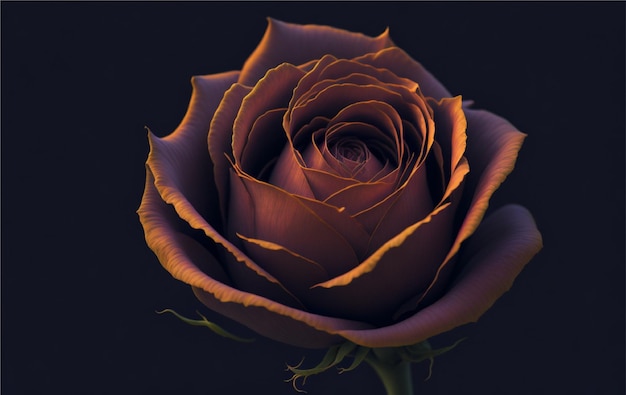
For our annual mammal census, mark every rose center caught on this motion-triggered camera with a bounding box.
[332,139,368,164]
[324,132,389,182]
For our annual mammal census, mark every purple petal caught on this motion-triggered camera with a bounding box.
[149,72,239,229]
[333,204,542,347]
[240,108,289,179]
[237,234,329,296]
[313,58,419,92]
[268,143,315,198]
[358,158,435,251]
[208,82,252,219]
[355,47,452,100]
[140,168,373,349]
[228,170,363,276]
[287,83,425,146]
[427,96,468,187]
[417,108,527,303]
[306,203,455,324]
[239,19,394,86]
[232,63,305,167]
[324,181,395,217]
[138,169,303,311]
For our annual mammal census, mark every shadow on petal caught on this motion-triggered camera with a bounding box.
[417,109,526,304]
[333,204,542,348]
[139,168,373,349]
[306,203,455,324]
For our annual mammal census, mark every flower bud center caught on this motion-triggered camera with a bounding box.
[332,139,367,163]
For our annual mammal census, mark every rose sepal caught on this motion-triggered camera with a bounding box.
[157,309,255,343]
[285,338,465,394]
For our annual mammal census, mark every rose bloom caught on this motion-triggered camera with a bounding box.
[138,19,542,349]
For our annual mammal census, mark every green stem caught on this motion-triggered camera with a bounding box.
[366,351,414,395]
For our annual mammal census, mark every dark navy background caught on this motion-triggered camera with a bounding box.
[2,2,624,394]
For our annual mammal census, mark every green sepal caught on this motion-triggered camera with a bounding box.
[284,337,466,392]
[338,346,370,374]
[285,341,362,392]
[157,309,254,343]
[398,338,467,379]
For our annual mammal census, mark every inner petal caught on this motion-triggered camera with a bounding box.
[287,83,416,142]
[333,139,367,163]
[325,123,386,181]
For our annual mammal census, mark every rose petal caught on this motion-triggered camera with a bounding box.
[382,156,470,317]
[359,158,436,251]
[222,169,306,307]
[138,169,303,310]
[305,203,454,324]
[229,170,363,276]
[146,73,307,306]
[285,55,338,128]
[326,101,404,166]
[192,286,369,349]
[417,109,527,303]
[240,108,288,179]
[292,115,330,153]
[294,101,402,178]
[232,63,305,166]
[288,83,428,149]
[139,170,373,349]
[239,18,394,86]
[334,204,542,348]
[208,82,252,219]
[237,233,329,295]
[322,121,392,180]
[299,102,406,200]
[427,96,467,184]
[315,58,419,92]
[324,181,394,217]
[230,63,317,198]
[268,142,315,198]
[148,72,239,229]
[425,140,446,202]
[351,116,437,241]
[292,195,371,260]
[292,73,414,119]
[355,47,452,100]
[300,167,360,200]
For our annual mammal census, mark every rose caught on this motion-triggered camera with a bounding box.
[138,19,542,349]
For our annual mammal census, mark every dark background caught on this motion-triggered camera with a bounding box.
[2,2,624,394]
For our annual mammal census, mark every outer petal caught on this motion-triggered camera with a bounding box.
[192,286,368,349]
[141,167,302,309]
[239,18,394,86]
[417,109,527,303]
[138,175,233,286]
[355,47,452,100]
[305,203,454,324]
[150,71,239,229]
[334,204,543,347]
[146,72,306,307]
[139,170,373,349]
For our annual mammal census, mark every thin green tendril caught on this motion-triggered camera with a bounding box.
[157,309,255,343]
